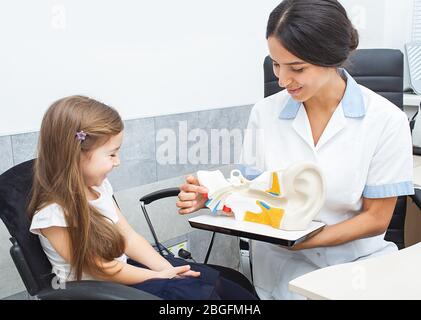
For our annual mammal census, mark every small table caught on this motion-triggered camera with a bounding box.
[288,242,421,299]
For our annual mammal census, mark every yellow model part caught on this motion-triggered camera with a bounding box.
[266,172,281,196]
[244,200,284,228]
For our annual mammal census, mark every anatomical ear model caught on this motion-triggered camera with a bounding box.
[197,162,325,231]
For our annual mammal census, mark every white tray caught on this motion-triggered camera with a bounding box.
[189,215,325,247]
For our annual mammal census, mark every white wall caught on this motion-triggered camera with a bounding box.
[340,0,413,50]
[0,0,279,136]
[340,0,414,90]
[0,0,414,137]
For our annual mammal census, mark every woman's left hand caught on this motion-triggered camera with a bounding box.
[288,226,327,251]
[290,242,307,251]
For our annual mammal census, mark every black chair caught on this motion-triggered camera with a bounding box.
[0,159,158,299]
[263,48,421,249]
[0,159,256,299]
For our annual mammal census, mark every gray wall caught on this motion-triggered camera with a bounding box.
[0,105,252,299]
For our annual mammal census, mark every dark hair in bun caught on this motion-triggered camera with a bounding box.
[266,0,359,67]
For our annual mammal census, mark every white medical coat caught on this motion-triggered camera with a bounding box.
[239,69,414,299]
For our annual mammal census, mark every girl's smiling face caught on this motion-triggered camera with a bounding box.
[80,131,123,187]
[267,36,336,103]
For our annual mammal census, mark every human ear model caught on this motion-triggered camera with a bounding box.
[197,162,325,231]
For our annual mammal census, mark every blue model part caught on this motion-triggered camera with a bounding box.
[212,200,221,215]
[237,164,263,180]
[258,201,270,210]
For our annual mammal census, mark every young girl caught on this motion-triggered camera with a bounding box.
[28,95,257,300]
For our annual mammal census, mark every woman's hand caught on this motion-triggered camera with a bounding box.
[288,226,327,251]
[177,175,209,215]
[157,265,201,279]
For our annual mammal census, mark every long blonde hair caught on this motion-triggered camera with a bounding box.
[28,95,125,280]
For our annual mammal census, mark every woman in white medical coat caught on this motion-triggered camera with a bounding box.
[176,0,414,299]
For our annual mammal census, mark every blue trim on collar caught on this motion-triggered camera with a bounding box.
[279,68,366,120]
[340,69,366,118]
[279,96,301,119]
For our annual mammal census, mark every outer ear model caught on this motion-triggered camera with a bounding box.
[197,162,325,231]
[280,162,325,230]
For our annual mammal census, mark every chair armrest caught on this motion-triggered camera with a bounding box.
[410,188,421,209]
[37,280,160,300]
[139,187,180,205]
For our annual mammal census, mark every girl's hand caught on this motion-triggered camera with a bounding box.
[177,175,209,215]
[158,265,201,279]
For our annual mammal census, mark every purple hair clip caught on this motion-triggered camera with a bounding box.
[76,130,87,142]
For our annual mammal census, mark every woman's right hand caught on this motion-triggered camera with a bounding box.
[158,265,201,279]
[177,175,208,215]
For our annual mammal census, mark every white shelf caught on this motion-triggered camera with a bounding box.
[404,93,421,107]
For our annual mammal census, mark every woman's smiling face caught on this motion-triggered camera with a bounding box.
[267,36,335,102]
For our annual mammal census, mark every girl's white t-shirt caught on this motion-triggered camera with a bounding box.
[29,178,127,282]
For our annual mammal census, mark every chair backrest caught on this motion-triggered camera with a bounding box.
[0,159,53,295]
[263,48,407,249]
